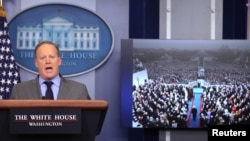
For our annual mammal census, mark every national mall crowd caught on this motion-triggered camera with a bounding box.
[132,57,250,128]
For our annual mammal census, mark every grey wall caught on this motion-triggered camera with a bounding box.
[160,0,222,40]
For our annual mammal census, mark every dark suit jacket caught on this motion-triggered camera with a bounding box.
[10,76,91,100]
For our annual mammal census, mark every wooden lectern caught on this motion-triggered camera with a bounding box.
[0,100,108,141]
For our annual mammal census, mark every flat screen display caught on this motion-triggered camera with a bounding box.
[121,39,250,129]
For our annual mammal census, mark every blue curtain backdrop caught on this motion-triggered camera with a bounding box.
[223,0,248,39]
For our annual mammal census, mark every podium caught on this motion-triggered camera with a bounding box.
[0,100,108,141]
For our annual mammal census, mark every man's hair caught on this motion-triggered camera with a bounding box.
[34,40,60,58]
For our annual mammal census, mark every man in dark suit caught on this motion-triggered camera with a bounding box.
[191,105,197,121]
[10,41,91,100]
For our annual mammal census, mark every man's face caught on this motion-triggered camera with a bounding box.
[35,43,62,80]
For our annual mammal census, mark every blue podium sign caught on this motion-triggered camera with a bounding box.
[8,4,114,77]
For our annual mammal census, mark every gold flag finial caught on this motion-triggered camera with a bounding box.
[0,0,6,18]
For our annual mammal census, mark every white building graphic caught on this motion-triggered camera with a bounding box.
[16,16,100,51]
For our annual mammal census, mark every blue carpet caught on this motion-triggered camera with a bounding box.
[188,88,203,128]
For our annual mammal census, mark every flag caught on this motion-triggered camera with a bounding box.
[0,6,21,99]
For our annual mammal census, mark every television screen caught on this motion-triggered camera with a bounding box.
[121,39,250,129]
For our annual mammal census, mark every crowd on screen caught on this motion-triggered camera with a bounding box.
[200,83,250,127]
[132,79,190,128]
[132,56,250,128]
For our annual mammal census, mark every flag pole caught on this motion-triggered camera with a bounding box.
[0,0,6,18]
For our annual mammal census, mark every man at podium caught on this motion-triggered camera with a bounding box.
[10,40,91,100]
[2,40,107,141]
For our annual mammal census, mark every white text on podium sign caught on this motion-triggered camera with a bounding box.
[10,108,81,134]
